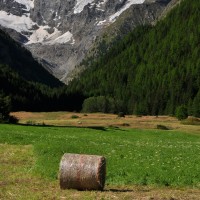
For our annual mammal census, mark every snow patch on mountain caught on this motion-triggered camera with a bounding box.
[0,11,34,32]
[14,0,34,11]
[74,0,108,14]
[53,31,74,44]
[27,25,51,44]
[74,0,94,14]
[109,0,145,22]
[0,0,146,45]
[96,0,108,8]
[0,10,74,45]
[97,0,145,26]
[26,27,74,45]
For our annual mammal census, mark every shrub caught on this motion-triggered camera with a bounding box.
[118,112,125,118]
[0,93,11,120]
[82,96,123,113]
[82,96,108,113]
[175,105,188,120]
[71,115,79,119]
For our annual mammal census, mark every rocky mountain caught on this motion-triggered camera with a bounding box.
[0,0,172,83]
[0,28,62,87]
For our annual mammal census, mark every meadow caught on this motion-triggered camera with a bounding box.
[0,112,200,199]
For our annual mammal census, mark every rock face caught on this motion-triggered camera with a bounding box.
[0,0,172,83]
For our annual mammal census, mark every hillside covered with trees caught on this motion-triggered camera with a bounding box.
[0,30,84,116]
[68,0,200,117]
[0,64,84,113]
[0,29,61,87]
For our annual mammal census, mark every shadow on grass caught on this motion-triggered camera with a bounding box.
[106,188,134,193]
[8,123,113,131]
[76,188,134,193]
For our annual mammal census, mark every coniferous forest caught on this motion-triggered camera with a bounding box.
[0,64,85,112]
[68,0,200,116]
[0,0,200,117]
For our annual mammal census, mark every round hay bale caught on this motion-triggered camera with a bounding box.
[59,153,106,191]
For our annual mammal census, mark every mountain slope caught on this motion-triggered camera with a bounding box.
[71,0,171,78]
[68,0,200,116]
[0,29,62,87]
[0,29,87,112]
[0,0,172,83]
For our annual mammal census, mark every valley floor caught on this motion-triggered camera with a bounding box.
[12,111,200,134]
[1,112,200,199]
[1,144,200,200]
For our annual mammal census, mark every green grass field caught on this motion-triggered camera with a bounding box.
[0,124,200,188]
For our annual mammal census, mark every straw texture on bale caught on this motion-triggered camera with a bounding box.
[59,153,106,190]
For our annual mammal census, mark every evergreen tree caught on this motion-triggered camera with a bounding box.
[175,105,188,121]
[0,92,11,120]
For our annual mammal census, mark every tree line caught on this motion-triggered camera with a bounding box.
[0,64,85,115]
